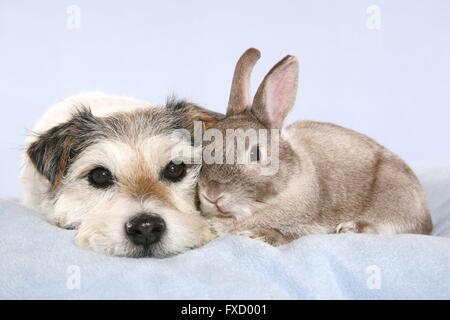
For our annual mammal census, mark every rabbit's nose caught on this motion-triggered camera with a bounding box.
[204,190,223,204]
[204,180,225,203]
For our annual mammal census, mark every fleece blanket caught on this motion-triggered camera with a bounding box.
[0,162,449,299]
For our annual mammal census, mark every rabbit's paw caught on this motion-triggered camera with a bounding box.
[336,221,360,234]
[336,221,375,234]
[233,230,266,241]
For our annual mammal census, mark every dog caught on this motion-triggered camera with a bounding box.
[21,92,221,257]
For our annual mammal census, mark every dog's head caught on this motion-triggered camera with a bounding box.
[26,100,221,257]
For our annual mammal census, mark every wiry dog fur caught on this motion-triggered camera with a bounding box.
[21,92,219,257]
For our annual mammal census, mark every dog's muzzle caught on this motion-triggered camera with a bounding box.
[125,214,166,248]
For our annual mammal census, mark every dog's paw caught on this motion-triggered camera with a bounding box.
[200,226,219,244]
[73,226,122,256]
[73,229,101,250]
[50,214,80,230]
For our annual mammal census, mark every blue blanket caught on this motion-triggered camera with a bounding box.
[1,163,449,299]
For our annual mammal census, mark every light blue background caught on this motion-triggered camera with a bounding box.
[1,0,449,198]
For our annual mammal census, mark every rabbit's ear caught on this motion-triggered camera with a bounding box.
[227,48,261,116]
[252,55,299,129]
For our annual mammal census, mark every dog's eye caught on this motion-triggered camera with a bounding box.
[88,167,114,189]
[250,145,261,162]
[162,161,186,182]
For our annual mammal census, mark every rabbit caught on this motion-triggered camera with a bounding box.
[197,48,433,245]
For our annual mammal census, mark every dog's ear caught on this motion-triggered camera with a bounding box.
[27,108,100,190]
[166,99,224,132]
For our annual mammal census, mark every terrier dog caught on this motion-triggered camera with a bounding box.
[21,92,220,257]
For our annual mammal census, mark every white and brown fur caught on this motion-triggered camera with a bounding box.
[199,48,433,245]
[21,92,220,257]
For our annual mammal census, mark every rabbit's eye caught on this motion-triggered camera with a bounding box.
[162,161,186,182]
[250,145,261,162]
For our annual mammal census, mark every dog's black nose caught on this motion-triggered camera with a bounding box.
[125,214,166,246]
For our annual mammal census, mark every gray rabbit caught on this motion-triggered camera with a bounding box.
[198,48,432,245]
